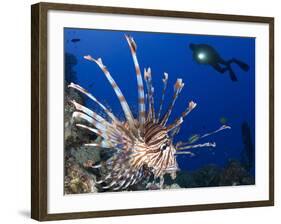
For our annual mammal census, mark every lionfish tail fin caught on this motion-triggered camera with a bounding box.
[125,35,146,129]
[84,55,137,135]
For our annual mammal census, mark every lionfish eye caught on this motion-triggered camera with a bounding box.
[160,144,168,151]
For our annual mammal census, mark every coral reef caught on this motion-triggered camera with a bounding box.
[174,160,254,189]
[64,155,97,194]
[219,160,254,186]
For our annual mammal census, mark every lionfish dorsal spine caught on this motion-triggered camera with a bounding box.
[144,67,156,122]
[156,72,168,123]
[168,100,197,138]
[83,55,138,136]
[166,117,183,133]
[125,35,146,130]
[160,78,184,126]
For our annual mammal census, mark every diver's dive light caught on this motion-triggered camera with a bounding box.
[197,52,206,61]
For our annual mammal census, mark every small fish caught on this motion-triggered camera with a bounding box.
[88,83,94,89]
[189,43,249,82]
[188,134,200,144]
[220,117,228,124]
[71,38,81,43]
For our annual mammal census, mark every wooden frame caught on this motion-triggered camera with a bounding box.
[31,2,274,221]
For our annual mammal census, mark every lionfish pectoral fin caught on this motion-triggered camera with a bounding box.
[71,100,122,137]
[72,112,116,140]
[176,142,216,158]
[176,125,231,148]
[176,142,216,151]
[175,151,195,156]
[201,125,231,138]
[84,142,113,149]
[159,175,165,189]
[75,124,118,147]
[68,83,120,125]
[72,111,117,140]
[95,157,142,191]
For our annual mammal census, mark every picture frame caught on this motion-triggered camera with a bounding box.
[31,2,274,221]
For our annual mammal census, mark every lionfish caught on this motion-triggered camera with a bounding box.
[69,35,230,191]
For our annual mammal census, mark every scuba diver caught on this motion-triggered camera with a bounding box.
[189,43,249,82]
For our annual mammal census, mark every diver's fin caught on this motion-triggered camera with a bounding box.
[228,67,238,82]
[232,58,249,72]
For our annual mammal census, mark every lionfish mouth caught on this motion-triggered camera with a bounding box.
[69,35,231,191]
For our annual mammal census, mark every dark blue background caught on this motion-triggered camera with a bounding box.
[64,28,255,172]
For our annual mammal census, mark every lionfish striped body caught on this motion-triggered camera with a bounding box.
[69,35,230,191]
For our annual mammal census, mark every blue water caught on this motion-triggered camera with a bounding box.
[64,28,255,174]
